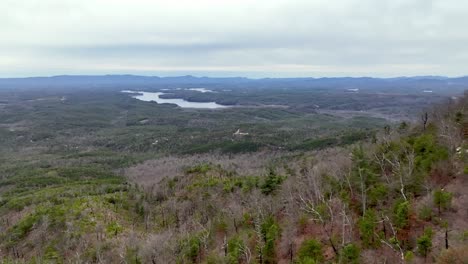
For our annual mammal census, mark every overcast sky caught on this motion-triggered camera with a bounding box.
[1,0,467,78]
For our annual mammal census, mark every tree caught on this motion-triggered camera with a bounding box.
[351,146,377,216]
[297,239,323,263]
[412,134,448,173]
[260,215,280,264]
[358,210,378,247]
[378,215,405,262]
[140,231,176,264]
[380,145,414,201]
[297,163,345,256]
[421,112,428,131]
[260,169,284,195]
[394,200,410,229]
[433,189,452,216]
[227,236,244,264]
[417,228,433,259]
[340,243,360,264]
[442,221,450,249]
[399,121,408,131]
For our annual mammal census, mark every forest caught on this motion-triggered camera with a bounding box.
[0,81,466,263]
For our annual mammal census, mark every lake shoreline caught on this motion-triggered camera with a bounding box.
[121,90,229,109]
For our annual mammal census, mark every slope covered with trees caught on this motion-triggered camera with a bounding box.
[0,91,466,263]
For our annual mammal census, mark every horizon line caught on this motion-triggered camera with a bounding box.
[1,74,467,80]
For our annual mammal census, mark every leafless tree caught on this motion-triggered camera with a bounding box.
[140,230,176,264]
[376,215,405,263]
[421,111,429,131]
[298,165,339,255]
[382,149,415,201]
[254,215,266,264]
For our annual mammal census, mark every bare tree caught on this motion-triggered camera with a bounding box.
[382,149,415,202]
[421,111,428,131]
[140,230,176,264]
[239,242,252,263]
[254,215,266,264]
[376,215,405,263]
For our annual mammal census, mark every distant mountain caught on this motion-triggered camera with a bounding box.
[387,76,450,81]
[0,75,250,88]
[0,75,467,95]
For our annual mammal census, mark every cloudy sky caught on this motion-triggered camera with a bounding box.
[1,0,467,78]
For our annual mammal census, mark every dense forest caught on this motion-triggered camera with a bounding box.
[0,84,466,263]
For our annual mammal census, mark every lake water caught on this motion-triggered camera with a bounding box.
[122,90,228,109]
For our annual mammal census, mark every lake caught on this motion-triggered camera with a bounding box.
[122,90,228,109]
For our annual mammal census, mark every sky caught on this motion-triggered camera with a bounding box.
[1,0,467,78]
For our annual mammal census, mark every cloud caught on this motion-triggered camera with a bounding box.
[0,0,467,77]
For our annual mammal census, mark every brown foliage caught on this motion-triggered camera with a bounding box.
[436,245,468,264]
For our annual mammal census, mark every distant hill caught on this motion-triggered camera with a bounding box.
[0,74,467,94]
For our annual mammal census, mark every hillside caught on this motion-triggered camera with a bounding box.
[0,86,467,263]
[3,0,468,262]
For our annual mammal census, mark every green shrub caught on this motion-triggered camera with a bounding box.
[404,251,414,262]
[368,184,388,207]
[261,216,280,264]
[340,243,360,264]
[297,239,323,263]
[462,230,468,241]
[433,189,452,215]
[358,210,378,247]
[185,163,211,174]
[417,228,433,257]
[205,253,224,264]
[44,244,61,261]
[9,212,42,242]
[185,235,201,263]
[411,134,448,172]
[419,205,433,221]
[297,257,318,264]
[241,176,260,192]
[260,170,285,195]
[106,221,123,237]
[214,218,228,234]
[394,200,410,229]
[227,236,244,264]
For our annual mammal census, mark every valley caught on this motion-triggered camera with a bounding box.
[0,76,466,263]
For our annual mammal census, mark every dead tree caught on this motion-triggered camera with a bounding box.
[377,215,405,263]
[421,112,428,131]
[299,190,339,256]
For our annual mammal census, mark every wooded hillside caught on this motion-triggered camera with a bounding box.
[0,92,466,263]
